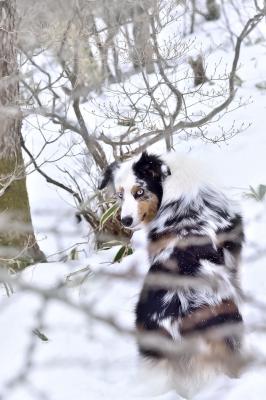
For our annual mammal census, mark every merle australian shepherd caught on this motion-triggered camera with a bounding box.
[99,151,244,396]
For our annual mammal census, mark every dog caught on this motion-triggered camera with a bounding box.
[99,151,244,397]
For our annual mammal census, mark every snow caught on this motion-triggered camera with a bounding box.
[1,1,266,399]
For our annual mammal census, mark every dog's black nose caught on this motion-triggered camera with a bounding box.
[121,216,133,227]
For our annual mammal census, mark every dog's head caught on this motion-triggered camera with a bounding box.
[99,152,171,229]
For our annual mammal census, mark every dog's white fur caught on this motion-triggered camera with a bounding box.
[114,158,144,228]
[161,153,210,204]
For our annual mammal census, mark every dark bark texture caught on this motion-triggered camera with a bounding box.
[0,0,45,269]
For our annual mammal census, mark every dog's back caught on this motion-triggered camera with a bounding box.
[135,153,244,396]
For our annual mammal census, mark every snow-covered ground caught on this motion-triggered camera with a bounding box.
[1,2,266,399]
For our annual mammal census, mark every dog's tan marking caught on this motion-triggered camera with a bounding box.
[178,299,244,376]
[179,299,241,336]
[148,233,177,259]
[138,194,159,224]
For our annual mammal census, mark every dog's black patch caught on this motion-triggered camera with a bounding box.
[169,240,224,276]
[133,152,170,207]
[217,214,244,258]
[98,161,119,189]
[133,152,171,182]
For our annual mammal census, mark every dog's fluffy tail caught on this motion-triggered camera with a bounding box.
[133,357,215,399]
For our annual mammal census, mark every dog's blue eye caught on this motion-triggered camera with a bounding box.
[136,188,144,197]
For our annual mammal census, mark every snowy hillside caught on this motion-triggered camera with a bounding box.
[1,1,266,399]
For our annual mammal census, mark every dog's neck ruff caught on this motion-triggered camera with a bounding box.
[160,153,213,205]
[147,154,239,242]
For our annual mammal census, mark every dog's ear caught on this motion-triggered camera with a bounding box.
[98,162,119,190]
[133,151,171,181]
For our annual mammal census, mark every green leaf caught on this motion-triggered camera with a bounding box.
[249,185,257,196]
[113,245,127,263]
[112,245,133,263]
[33,329,49,342]
[68,247,79,260]
[2,282,13,297]
[244,184,266,201]
[255,81,266,91]
[99,204,120,230]
[126,247,133,256]
[258,184,266,200]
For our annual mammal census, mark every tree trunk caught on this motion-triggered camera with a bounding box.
[0,0,45,270]
[132,5,155,74]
